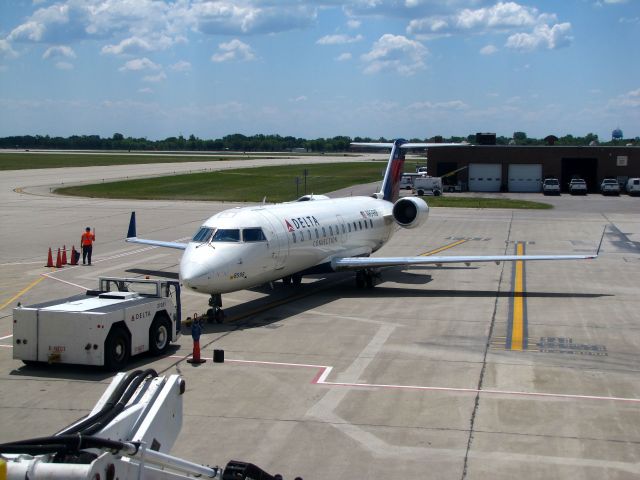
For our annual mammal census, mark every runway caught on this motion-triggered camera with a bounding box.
[1,156,639,479]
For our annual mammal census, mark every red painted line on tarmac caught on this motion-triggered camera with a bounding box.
[170,355,640,404]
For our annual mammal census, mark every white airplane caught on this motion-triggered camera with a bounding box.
[126,139,598,322]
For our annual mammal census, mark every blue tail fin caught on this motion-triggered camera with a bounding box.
[381,139,406,202]
[127,212,136,238]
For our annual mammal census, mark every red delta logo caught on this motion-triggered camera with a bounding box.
[285,220,295,232]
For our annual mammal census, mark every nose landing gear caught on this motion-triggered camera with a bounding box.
[206,293,225,323]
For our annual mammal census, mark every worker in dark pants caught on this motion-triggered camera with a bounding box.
[81,227,95,265]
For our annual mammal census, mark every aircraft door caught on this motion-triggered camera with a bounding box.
[258,210,288,270]
[336,214,348,244]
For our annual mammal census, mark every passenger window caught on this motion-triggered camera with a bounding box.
[243,228,266,242]
[307,230,312,240]
[341,224,346,234]
[322,227,326,237]
[359,221,363,230]
[315,228,319,239]
[348,224,351,233]
[212,229,240,242]
[292,233,296,243]
[369,219,373,228]
[299,231,304,241]
[353,222,357,230]
[329,226,333,235]
[364,220,368,229]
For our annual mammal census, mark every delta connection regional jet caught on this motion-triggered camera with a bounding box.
[126,139,597,322]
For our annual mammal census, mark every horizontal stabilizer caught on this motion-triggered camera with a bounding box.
[351,142,464,150]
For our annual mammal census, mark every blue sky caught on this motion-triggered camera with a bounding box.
[1,0,638,141]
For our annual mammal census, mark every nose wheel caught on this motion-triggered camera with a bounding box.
[207,294,225,323]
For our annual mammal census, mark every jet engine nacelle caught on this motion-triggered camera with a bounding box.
[392,196,429,229]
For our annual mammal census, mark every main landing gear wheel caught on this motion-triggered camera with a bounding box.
[282,274,302,287]
[207,294,225,324]
[355,269,378,289]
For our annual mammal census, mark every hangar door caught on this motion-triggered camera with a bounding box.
[468,164,502,192]
[508,164,542,192]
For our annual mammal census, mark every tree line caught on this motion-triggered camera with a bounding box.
[0,132,635,152]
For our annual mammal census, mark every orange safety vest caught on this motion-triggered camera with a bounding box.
[81,231,95,247]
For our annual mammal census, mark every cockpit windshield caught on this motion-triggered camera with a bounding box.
[212,229,240,242]
[192,227,214,243]
[192,227,266,243]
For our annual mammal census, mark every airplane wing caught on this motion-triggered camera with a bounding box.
[332,253,596,270]
[126,212,188,250]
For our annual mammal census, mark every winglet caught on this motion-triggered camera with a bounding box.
[127,211,136,239]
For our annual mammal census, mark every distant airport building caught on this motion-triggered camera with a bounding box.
[427,144,639,193]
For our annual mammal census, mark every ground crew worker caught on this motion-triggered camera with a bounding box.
[81,227,95,265]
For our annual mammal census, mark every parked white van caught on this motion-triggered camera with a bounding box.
[626,178,640,196]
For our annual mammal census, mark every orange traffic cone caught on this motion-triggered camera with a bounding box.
[46,248,54,267]
[55,248,63,268]
[61,245,68,265]
[187,340,206,364]
[70,245,79,265]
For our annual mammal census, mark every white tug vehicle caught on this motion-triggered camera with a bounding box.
[13,277,181,370]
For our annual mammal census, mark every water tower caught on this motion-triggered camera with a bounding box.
[612,127,623,140]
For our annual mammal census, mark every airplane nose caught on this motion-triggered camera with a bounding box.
[180,256,211,291]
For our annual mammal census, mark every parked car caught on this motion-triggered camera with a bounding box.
[626,178,640,196]
[569,178,587,195]
[542,178,560,195]
[600,178,621,196]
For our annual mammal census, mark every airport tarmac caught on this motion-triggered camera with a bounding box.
[1,157,639,479]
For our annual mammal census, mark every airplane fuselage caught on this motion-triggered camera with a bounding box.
[180,196,399,294]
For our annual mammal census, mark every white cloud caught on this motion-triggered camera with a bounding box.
[361,34,428,76]
[0,39,18,58]
[505,22,572,51]
[55,61,74,70]
[102,37,153,55]
[193,2,317,35]
[408,2,573,52]
[347,19,361,29]
[407,100,469,111]
[336,52,352,61]
[609,87,640,108]
[480,44,498,55]
[143,71,167,83]
[211,39,256,63]
[317,34,363,45]
[290,96,308,102]
[170,60,191,72]
[119,57,161,72]
[139,87,153,94]
[42,45,75,59]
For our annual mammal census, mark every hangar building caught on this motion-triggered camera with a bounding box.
[427,144,640,193]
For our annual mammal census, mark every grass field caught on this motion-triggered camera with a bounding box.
[425,196,552,209]
[0,151,295,170]
[57,162,389,202]
[56,160,552,208]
